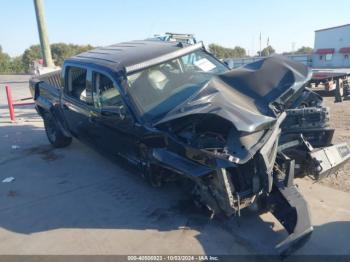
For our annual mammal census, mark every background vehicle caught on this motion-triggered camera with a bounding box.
[149,32,197,45]
[29,40,350,254]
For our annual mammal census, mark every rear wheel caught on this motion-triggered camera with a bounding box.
[42,111,72,148]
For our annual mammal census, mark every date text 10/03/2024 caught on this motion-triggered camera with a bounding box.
[127,256,219,261]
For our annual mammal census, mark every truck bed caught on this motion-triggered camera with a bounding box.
[312,68,350,82]
[29,69,62,113]
[29,69,62,94]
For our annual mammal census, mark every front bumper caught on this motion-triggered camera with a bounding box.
[309,143,350,179]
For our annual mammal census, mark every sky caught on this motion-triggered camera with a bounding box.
[0,0,349,57]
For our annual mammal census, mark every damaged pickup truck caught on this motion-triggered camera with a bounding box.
[29,40,350,253]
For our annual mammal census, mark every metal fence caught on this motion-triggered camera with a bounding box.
[224,54,312,69]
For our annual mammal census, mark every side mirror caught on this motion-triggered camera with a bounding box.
[101,106,126,120]
[224,60,233,69]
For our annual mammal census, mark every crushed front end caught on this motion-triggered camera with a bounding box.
[152,110,314,254]
[182,113,313,254]
[127,51,349,254]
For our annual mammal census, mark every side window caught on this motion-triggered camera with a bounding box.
[93,72,123,109]
[66,66,92,105]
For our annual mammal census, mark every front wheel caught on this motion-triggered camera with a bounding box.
[42,111,72,148]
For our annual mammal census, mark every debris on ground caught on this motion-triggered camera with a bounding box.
[7,190,18,197]
[2,177,15,183]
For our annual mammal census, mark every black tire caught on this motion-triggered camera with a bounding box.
[42,111,72,148]
[256,193,270,215]
[335,80,344,102]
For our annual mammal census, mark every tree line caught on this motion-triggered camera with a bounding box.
[0,43,314,74]
[208,44,313,59]
[0,43,94,74]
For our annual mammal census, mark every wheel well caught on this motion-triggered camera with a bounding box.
[36,105,47,117]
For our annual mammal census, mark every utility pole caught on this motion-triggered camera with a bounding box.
[33,0,54,67]
[259,32,262,57]
[292,42,296,54]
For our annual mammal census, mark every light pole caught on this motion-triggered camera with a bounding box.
[33,0,54,67]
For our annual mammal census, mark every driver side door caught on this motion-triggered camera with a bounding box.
[89,71,138,162]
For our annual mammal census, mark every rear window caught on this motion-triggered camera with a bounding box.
[66,66,92,105]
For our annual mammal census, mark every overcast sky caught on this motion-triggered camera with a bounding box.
[1,0,349,56]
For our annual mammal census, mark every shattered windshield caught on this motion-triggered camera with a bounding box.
[127,50,228,122]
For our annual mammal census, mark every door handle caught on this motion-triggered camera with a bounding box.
[89,116,97,123]
[89,111,98,123]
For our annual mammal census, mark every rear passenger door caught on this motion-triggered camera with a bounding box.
[90,71,138,161]
[61,65,95,141]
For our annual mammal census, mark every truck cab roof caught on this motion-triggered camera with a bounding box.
[67,40,196,73]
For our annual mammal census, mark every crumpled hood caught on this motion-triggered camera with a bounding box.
[155,55,311,133]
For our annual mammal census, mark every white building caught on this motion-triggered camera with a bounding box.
[313,24,350,68]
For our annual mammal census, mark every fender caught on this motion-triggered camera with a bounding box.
[152,148,214,177]
[35,96,53,114]
[34,82,72,138]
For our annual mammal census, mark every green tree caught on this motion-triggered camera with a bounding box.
[1,43,95,74]
[22,44,42,72]
[209,43,247,59]
[295,46,313,54]
[0,45,12,73]
[22,43,94,72]
[258,45,275,56]
[51,43,94,66]
[9,56,25,73]
[231,46,246,58]
[283,46,313,55]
